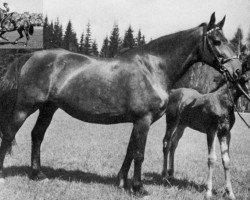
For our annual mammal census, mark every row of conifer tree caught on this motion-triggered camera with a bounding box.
[43,16,146,57]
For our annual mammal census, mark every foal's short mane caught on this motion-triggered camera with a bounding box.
[210,76,227,93]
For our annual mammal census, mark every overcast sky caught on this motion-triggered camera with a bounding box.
[43,0,250,48]
[6,0,42,13]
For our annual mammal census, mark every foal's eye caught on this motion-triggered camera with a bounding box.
[213,39,221,46]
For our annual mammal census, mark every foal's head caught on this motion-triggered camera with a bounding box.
[197,13,242,81]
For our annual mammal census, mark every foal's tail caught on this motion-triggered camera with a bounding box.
[0,53,33,154]
[29,25,34,35]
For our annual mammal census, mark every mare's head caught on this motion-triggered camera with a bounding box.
[197,13,241,81]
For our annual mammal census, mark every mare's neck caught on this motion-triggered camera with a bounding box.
[142,26,203,86]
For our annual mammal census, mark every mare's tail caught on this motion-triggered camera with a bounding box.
[0,53,33,154]
[29,25,34,35]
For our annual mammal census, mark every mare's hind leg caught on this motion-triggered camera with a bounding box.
[118,115,151,196]
[0,108,31,182]
[117,127,135,189]
[31,102,57,180]
[218,132,235,200]
[168,126,185,177]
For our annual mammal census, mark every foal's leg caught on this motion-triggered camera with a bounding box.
[118,115,151,196]
[206,131,217,199]
[14,29,24,44]
[162,115,179,178]
[168,126,185,177]
[31,103,57,180]
[24,28,30,46]
[218,132,235,200]
[0,108,31,183]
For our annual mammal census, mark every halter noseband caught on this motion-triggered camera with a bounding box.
[202,26,238,76]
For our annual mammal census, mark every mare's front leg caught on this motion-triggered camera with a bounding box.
[206,131,217,199]
[118,115,151,196]
[31,103,57,180]
[218,132,235,200]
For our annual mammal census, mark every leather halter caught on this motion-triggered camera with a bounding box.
[202,26,239,78]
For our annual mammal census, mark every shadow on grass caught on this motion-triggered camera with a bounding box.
[3,165,117,186]
[0,41,26,46]
[4,166,207,192]
[143,172,207,193]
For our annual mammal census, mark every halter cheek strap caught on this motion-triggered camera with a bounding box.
[202,26,239,74]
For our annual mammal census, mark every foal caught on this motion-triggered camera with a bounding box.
[162,74,249,199]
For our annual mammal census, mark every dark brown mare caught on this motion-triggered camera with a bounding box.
[162,71,250,199]
[0,13,244,196]
[0,11,35,46]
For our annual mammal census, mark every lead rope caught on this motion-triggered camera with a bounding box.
[224,73,250,129]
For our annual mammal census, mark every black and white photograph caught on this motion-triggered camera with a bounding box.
[0,0,249,199]
[0,0,43,48]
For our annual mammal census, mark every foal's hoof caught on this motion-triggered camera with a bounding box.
[223,190,236,200]
[132,184,150,197]
[205,191,212,199]
[30,171,47,180]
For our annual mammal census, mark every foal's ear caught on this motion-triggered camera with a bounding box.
[217,16,226,29]
[241,74,250,83]
[207,12,216,30]
[213,75,226,84]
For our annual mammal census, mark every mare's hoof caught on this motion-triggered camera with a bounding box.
[117,172,128,189]
[0,178,5,184]
[161,170,167,178]
[167,169,174,177]
[30,171,47,180]
[132,184,150,197]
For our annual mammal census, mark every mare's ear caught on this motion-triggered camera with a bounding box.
[217,16,226,29]
[207,12,216,30]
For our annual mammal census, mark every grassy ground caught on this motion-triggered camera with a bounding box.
[0,110,249,200]
[0,27,43,49]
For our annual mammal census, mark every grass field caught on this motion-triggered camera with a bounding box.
[0,27,43,49]
[0,110,249,200]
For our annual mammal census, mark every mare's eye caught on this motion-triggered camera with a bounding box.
[213,39,221,46]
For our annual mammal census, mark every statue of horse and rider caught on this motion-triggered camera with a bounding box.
[0,3,42,46]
